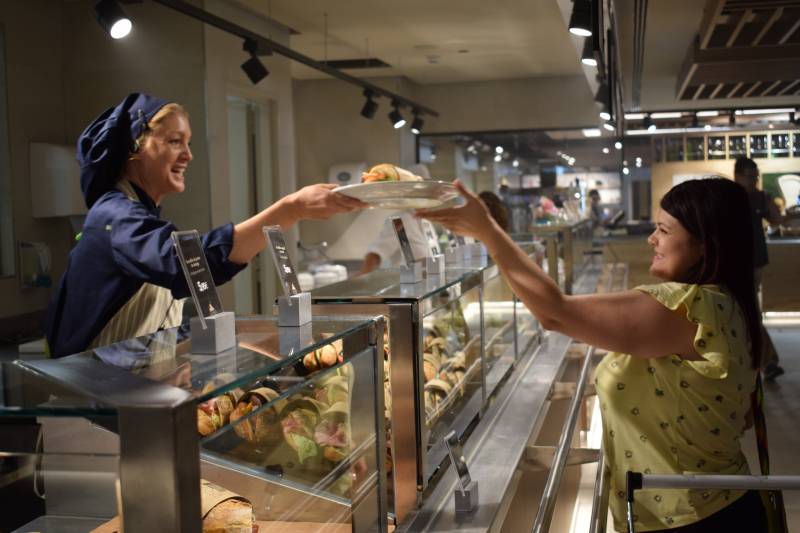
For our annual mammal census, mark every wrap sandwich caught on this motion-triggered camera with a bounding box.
[314,401,351,463]
[361,163,423,183]
[229,387,285,445]
[279,397,326,464]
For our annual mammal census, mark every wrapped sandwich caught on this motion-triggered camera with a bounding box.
[314,401,351,463]
[362,163,423,183]
[280,397,325,464]
[197,387,244,437]
[303,339,343,372]
[229,387,285,445]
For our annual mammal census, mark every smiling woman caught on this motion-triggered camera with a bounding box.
[45,93,365,358]
[417,177,769,531]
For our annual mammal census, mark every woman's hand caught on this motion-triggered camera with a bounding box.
[286,183,367,221]
[416,180,497,241]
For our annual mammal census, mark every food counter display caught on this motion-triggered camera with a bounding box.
[0,316,387,533]
[309,246,542,524]
[514,218,594,293]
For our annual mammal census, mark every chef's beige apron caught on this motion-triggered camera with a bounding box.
[88,180,184,350]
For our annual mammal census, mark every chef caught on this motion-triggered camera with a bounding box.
[47,93,364,357]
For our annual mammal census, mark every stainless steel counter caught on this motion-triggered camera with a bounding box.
[397,264,602,533]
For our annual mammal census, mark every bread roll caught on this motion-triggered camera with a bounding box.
[362,163,422,183]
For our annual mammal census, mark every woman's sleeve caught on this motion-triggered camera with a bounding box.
[636,283,732,379]
[110,206,247,298]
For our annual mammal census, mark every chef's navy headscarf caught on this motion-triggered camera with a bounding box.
[77,93,169,208]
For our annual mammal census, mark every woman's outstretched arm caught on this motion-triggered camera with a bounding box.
[417,182,698,360]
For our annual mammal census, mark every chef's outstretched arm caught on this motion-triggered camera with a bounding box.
[229,184,365,264]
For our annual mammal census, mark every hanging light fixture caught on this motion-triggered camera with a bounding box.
[410,111,424,134]
[241,39,269,84]
[729,111,737,126]
[360,90,378,119]
[95,0,132,39]
[568,0,592,37]
[581,39,598,67]
[599,110,611,121]
[389,101,406,129]
[643,114,656,132]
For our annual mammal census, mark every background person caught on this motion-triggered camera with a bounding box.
[418,178,768,531]
[734,157,784,381]
[46,93,364,358]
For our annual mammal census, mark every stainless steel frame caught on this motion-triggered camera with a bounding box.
[311,263,536,525]
[24,355,202,532]
[530,344,596,533]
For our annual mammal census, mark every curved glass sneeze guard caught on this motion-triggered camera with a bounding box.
[0,24,14,277]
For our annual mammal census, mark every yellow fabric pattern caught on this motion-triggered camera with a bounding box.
[595,282,757,532]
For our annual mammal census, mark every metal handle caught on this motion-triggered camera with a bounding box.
[626,472,800,533]
[588,443,609,533]
[530,344,596,533]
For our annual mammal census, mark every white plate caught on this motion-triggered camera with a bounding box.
[334,180,459,209]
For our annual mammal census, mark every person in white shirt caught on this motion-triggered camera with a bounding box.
[360,212,430,273]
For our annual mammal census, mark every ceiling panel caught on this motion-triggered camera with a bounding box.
[230,0,583,83]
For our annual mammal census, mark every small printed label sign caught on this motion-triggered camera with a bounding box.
[391,216,416,267]
[172,230,223,327]
[263,226,301,297]
[420,219,442,258]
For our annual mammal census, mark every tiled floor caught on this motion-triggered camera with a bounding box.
[741,324,800,530]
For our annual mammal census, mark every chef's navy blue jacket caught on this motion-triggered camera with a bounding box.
[46,181,245,358]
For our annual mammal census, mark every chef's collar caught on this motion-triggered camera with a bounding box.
[118,180,161,216]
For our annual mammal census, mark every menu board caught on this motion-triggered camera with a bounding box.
[420,219,442,257]
[171,230,223,327]
[263,225,302,297]
[391,216,416,266]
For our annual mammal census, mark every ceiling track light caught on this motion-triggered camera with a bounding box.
[643,114,656,131]
[729,111,736,126]
[581,39,598,67]
[599,110,611,121]
[410,111,424,134]
[360,89,378,119]
[692,113,699,128]
[389,102,406,129]
[95,0,132,39]
[569,0,592,37]
[148,0,438,121]
[603,121,616,132]
[241,39,269,84]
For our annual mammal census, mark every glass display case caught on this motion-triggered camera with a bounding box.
[665,136,684,161]
[727,135,746,159]
[750,134,768,159]
[771,133,791,158]
[0,316,387,533]
[708,136,727,159]
[309,249,541,524]
[686,136,704,160]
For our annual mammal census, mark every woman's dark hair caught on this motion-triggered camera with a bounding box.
[479,191,510,232]
[660,177,762,368]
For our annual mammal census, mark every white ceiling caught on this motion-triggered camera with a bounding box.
[234,0,584,84]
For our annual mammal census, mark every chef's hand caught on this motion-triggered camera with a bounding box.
[416,180,496,241]
[288,183,367,221]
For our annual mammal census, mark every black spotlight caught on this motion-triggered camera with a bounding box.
[569,0,592,37]
[95,0,132,39]
[410,112,424,135]
[729,111,736,126]
[388,102,406,129]
[692,113,699,128]
[581,39,597,67]
[643,114,656,132]
[241,39,269,84]
[360,90,378,119]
